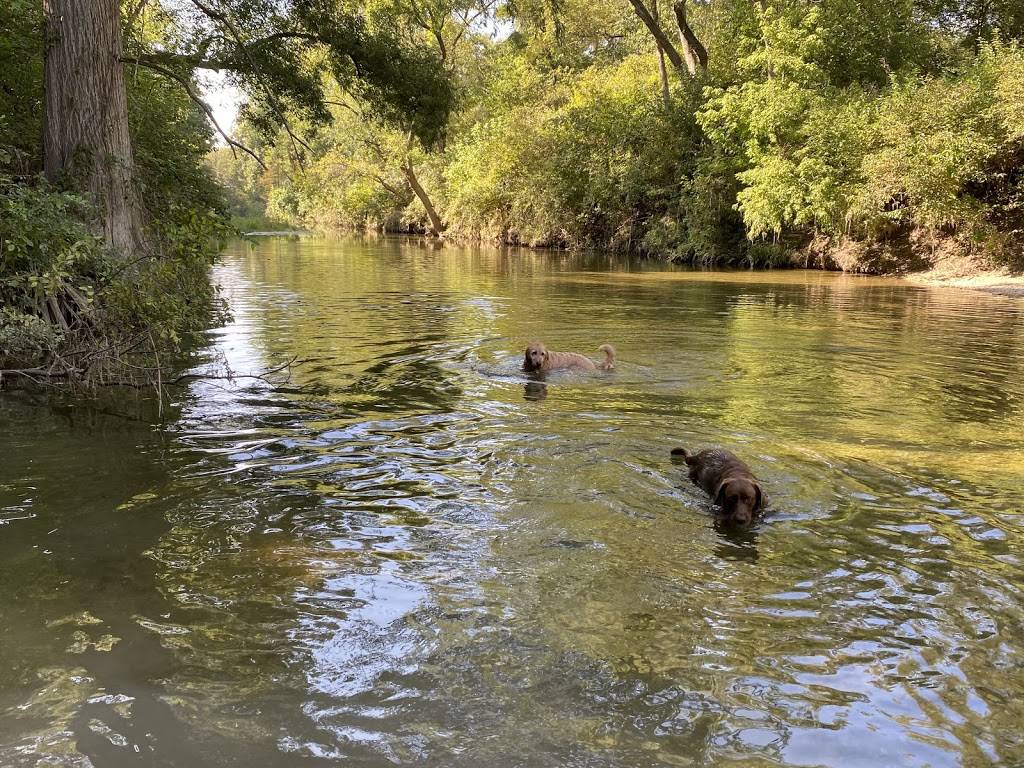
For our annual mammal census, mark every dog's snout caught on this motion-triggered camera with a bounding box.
[732,504,754,525]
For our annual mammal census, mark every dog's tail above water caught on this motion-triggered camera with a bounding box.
[670,447,698,466]
[597,344,616,370]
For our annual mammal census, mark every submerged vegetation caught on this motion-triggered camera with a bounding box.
[213,0,1024,272]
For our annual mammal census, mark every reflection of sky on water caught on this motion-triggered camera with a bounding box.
[3,237,1024,766]
[304,567,427,699]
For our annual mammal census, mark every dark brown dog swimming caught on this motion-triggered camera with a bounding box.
[671,447,766,525]
[523,342,615,373]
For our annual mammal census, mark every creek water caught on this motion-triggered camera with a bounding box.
[2,235,1023,767]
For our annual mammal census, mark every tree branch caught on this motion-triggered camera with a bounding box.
[124,31,323,74]
[0,367,72,380]
[627,0,686,72]
[189,0,312,166]
[651,0,671,106]
[121,57,267,169]
[672,0,708,75]
[1,357,298,390]
[165,355,297,385]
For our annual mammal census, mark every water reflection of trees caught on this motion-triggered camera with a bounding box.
[0,402,199,765]
[141,239,513,757]
[446,265,1024,766]
[700,277,1023,484]
[10,239,1020,765]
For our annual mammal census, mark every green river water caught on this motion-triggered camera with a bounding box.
[2,235,1023,767]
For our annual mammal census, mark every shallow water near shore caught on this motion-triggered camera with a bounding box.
[2,235,1023,767]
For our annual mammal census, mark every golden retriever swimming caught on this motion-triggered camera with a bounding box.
[523,342,616,373]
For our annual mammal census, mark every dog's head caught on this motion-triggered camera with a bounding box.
[715,477,763,526]
[523,342,548,372]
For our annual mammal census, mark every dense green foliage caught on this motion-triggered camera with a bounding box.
[125,0,452,147]
[216,0,1024,271]
[0,1,43,174]
[1,0,233,383]
[2,0,452,383]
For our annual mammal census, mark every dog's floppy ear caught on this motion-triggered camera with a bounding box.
[753,482,766,512]
[714,479,730,507]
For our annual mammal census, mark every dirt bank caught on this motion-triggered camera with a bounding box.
[905,272,1024,297]
[902,252,1024,297]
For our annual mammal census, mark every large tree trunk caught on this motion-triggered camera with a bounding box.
[672,0,708,75]
[44,0,145,255]
[401,160,444,237]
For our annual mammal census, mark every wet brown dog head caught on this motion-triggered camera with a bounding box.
[715,478,763,526]
[523,342,548,372]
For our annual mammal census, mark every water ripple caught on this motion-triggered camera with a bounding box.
[2,238,1023,766]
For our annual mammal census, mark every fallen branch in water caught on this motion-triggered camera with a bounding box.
[166,356,297,386]
[0,367,74,389]
[0,356,299,391]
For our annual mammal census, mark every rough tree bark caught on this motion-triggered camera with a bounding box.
[401,159,444,237]
[44,0,145,255]
[672,0,708,75]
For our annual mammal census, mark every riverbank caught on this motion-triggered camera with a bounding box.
[903,253,1024,297]
[243,229,310,237]
[905,271,1024,297]
[276,229,1024,296]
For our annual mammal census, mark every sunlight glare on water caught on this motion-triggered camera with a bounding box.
[1,235,1023,767]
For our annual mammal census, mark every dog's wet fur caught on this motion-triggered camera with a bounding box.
[671,447,766,526]
[523,342,616,373]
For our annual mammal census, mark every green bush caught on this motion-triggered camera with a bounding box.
[851,44,1024,263]
[0,177,106,318]
[0,309,63,368]
[445,54,698,249]
[0,173,229,377]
